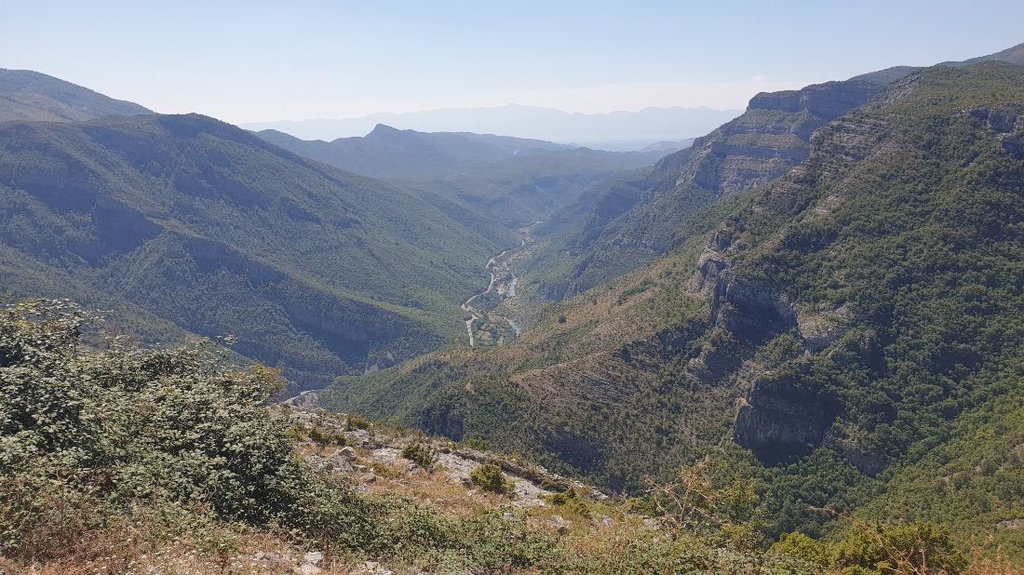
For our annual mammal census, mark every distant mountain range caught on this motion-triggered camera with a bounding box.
[242,105,741,151]
[255,124,665,225]
[0,68,152,122]
[257,124,574,181]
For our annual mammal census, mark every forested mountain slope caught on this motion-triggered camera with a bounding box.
[257,124,572,180]
[323,63,1024,550]
[0,112,513,389]
[529,42,1024,300]
[258,124,664,226]
[0,68,152,122]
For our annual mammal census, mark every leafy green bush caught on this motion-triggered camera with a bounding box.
[0,300,369,555]
[772,521,967,575]
[545,487,591,518]
[401,442,436,470]
[470,463,513,495]
[307,425,347,446]
[346,415,373,430]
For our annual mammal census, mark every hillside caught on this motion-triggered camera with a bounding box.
[524,75,892,301]
[2,301,987,574]
[0,112,514,389]
[257,125,663,226]
[0,68,152,122]
[256,124,571,181]
[321,62,1024,553]
[529,42,1024,301]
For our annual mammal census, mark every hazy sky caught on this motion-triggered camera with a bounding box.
[4,1,1023,123]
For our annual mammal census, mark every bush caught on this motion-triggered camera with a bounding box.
[830,521,967,575]
[346,415,373,430]
[0,300,366,556]
[771,521,968,575]
[470,463,514,495]
[545,487,591,518]
[307,425,347,446]
[401,442,436,470]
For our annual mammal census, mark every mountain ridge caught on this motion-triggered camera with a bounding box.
[0,111,515,390]
[0,68,153,122]
[243,105,742,150]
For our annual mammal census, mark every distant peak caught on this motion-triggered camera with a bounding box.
[368,123,402,137]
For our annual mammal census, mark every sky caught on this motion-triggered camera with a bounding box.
[3,0,1023,124]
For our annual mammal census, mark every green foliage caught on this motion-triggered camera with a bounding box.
[545,487,591,518]
[470,463,514,495]
[771,532,828,566]
[306,425,347,446]
[462,436,490,450]
[645,456,768,550]
[774,521,967,575]
[0,113,514,390]
[0,299,327,553]
[401,442,436,470]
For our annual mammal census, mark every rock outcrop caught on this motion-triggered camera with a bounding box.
[734,366,841,465]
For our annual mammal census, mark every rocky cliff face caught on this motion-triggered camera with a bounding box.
[970,103,1024,158]
[544,78,890,297]
[734,366,842,465]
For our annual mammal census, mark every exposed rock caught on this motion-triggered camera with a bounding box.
[997,519,1024,530]
[252,551,292,570]
[642,517,661,530]
[303,551,324,566]
[549,515,573,535]
[720,280,796,343]
[306,451,354,474]
[796,305,851,352]
[970,104,1024,159]
[734,365,841,465]
[591,514,614,527]
[748,81,877,119]
[825,433,886,476]
[283,390,321,408]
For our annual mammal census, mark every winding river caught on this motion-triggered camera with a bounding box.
[461,233,530,346]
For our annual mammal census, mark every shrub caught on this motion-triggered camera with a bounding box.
[830,521,967,575]
[346,415,373,430]
[470,463,514,495]
[0,300,366,556]
[545,488,591,518]
[307,425,347,446]
[401,442,436,470]
[463,437,490,451]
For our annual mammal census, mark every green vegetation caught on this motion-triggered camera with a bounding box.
[401,441,437,470]
[0,299,830,574]
[470,463,515,495]
[0,68,152,123]
[773,521,967,575]
[0,113,515,390]
[323,63,1024,564]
